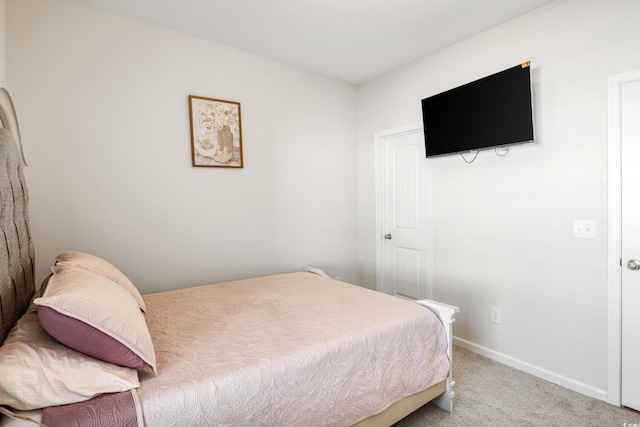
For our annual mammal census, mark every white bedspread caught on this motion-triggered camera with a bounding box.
[138,272,450,426]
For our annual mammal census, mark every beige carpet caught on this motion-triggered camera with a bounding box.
[393,346,640,427]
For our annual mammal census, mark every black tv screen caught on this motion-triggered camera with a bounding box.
[421,63,534,157]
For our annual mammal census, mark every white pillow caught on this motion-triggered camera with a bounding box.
[0,304,140,411]
[34,265,157,374]
[54,251,146,313]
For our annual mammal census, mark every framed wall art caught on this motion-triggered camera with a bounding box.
[189,95,243,168]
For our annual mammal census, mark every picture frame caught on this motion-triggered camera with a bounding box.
[189,95,243,168]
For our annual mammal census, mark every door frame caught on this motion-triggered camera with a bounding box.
[374,122,432,298]
[607,68,640,406]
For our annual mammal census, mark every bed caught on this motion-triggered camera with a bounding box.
[0,84,458,427]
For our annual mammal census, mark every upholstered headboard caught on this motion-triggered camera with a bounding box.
[0,86,34,344]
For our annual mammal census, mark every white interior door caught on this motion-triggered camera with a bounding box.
[621,78,640,411]
[377,127,428,300]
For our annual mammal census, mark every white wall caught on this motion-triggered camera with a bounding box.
[357,0,640,399]
[7,0,359,293]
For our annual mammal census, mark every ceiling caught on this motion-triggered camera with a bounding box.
[70,0,556,84]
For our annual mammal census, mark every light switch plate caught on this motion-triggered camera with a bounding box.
[573,220,596,239]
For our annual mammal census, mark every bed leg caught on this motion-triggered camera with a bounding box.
[433,381,455,412]
[414,299,459,413]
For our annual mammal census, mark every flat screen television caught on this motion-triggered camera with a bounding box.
[421,62,534,157]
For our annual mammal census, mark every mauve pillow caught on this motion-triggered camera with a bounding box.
[38,306,149,370]
[0,304,139,411]
[55,251,146,313]
[39,273,52,296]
[34,265,156,374]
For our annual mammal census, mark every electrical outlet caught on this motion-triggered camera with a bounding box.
[490,306,502,324]
[573,220,596,239]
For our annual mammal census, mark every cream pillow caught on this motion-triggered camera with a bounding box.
[54,251,146,313]
[0,304,140,411]
[34,265,157,374]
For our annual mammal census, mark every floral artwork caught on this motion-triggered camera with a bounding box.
[189,95,243,168]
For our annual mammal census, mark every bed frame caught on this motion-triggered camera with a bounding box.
[0,85,35,346]
[0,88,457,426]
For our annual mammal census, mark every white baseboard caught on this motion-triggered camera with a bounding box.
[453,337,609,402]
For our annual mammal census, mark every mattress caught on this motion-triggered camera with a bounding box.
[137,272,450,426]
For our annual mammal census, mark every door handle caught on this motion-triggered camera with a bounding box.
[627,259,640,271]
[384,234,392,240]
